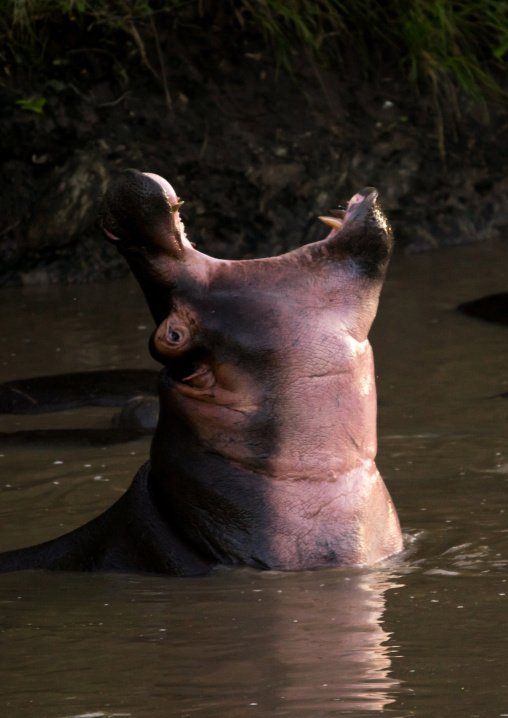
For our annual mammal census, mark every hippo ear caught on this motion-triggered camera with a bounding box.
[98,169,187,259]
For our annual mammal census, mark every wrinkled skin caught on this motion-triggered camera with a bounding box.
[0,170,402,574]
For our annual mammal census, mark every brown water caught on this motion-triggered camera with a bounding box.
[1,244,508,718]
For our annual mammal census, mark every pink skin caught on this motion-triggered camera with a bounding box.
[103,172,403,570]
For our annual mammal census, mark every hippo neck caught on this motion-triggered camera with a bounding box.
[149,432,402,570]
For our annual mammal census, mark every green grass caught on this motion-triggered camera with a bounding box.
[2,0,507,107]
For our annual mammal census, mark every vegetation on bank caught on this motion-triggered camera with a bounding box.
[2,0,507,108]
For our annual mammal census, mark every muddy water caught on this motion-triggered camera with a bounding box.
[1,244,508,717]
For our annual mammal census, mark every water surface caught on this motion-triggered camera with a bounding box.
[1,244,508,717]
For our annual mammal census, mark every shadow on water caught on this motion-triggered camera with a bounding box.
[1,242,508,715]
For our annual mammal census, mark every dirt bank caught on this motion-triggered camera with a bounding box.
[1,16,507,285]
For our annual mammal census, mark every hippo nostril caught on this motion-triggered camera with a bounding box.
[169,331,180,343]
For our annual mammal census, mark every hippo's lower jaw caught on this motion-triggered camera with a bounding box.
[0,170,403,575]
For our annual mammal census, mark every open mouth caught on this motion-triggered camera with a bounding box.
[318,189,377,235]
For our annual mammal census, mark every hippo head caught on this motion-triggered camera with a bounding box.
[98,169,402,571]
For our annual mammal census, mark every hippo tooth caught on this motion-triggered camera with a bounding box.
[318,216,344,230]
[103,226,122,241]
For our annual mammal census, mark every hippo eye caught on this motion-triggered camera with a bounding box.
[169,330,180,343]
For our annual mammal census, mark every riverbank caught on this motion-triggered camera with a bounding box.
[1,5,507,285]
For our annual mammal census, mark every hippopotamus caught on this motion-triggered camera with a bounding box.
[0,369,159,445]
[0,170,402,574]
[458,293,508,325]
[0,370,158,415]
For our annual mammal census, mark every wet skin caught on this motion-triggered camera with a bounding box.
[0,170,402,574]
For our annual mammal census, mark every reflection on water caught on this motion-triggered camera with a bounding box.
[0,568,400,717]
[1,243,508,716]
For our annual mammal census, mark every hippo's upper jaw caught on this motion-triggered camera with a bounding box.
[98,169,402,571]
